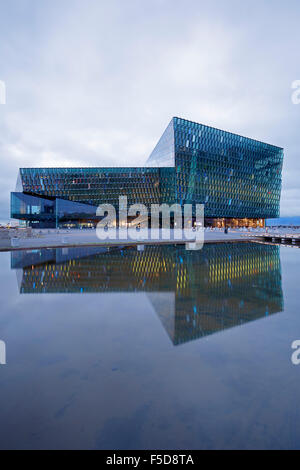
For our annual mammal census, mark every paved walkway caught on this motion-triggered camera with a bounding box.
[0,228,262,251]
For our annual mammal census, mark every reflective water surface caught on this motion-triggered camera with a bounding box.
[0,242,299,449]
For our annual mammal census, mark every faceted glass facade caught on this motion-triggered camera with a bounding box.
[11,117,283,227]
[172,117,283,218]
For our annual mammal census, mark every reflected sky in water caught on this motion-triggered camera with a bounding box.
[0,242,299,449]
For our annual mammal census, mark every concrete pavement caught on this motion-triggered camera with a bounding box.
[0,227,265,251]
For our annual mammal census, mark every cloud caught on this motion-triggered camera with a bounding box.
[0,0,299,219]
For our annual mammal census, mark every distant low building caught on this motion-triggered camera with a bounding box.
[266,217,300,227]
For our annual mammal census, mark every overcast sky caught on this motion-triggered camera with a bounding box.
[0,0,299,219]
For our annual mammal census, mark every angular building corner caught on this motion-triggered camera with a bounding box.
[10,117,284,228]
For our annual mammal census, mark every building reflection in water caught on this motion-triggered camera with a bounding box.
[11,243,284,346]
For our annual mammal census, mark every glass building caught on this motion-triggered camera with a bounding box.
[11,117,284,228]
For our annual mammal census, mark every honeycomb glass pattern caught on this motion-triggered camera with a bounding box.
[18,167,163,208]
